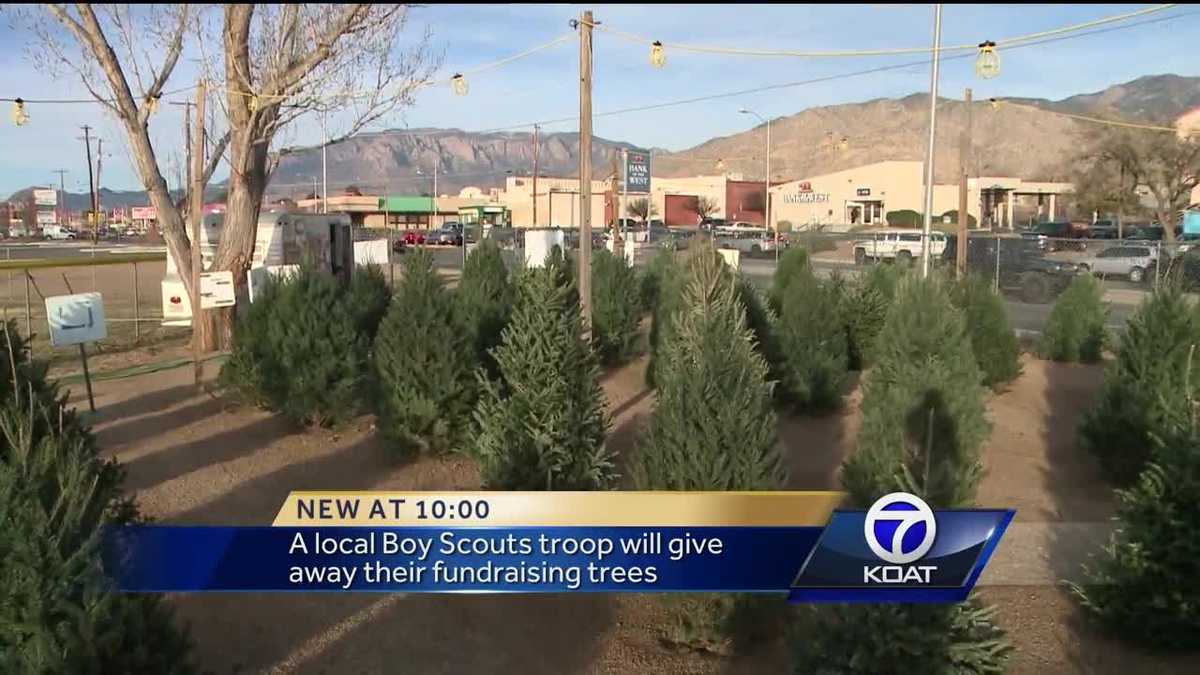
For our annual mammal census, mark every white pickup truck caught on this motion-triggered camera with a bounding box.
[42,224,78,240]
[853,228,946,264]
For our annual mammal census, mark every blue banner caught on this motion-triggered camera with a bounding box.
[103,498,1013,602]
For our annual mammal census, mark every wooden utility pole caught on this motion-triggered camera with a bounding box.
[190,79,207,387]
[532,124,540,227]
[578,10,594,331]
[80,125,98,240]
[956,88,972,278]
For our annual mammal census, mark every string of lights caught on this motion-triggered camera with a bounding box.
[988,99,1183,133]
[598,4,1176,62]
[466,7,1199,139]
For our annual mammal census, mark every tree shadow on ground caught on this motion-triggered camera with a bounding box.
[96,393,232,449]
[778,371,862,491]
[90,382,203,423]
[119,410,298,495]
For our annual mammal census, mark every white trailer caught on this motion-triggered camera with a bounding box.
[162,211,355,326]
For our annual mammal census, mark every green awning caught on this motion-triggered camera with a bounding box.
[378,196,434,212]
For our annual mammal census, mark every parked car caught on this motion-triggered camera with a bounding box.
[432,222,464,246]
[1076,244,1161,283]
[852,228,946,264]
[43,224,77,240]
[941,234,1078,303]
[1019,221,1087,252]
[715,229,777,255]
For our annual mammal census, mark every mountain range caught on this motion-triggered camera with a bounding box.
[8,74,1200,207]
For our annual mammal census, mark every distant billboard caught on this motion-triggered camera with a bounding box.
[33,188,57,207]
[131,206,157,220]
[625,149,651,193]
[36,210,57,225]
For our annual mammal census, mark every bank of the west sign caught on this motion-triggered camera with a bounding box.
[784,191,830,204]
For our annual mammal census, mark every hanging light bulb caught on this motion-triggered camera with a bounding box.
[145,94,161,116]
[12,98,29,126]
[989,97,1000,111]
[838,137,849,151]
[975,41,1000,79]
[451,73,468,96]
[649,41,666,69]
[248,94,260,113]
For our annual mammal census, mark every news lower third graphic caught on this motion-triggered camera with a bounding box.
[103,492,1013,603]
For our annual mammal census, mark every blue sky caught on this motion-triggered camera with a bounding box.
[3,3,1200,196]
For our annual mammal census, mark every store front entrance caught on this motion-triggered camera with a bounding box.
[846,200,884,225]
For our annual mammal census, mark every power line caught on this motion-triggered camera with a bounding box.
[468,8,1200,138]
[596,3,1178,58]
[991,99,1183,133]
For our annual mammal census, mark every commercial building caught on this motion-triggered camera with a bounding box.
[769,160,1073,231]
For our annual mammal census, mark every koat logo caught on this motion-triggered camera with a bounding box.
[861,492,939,584]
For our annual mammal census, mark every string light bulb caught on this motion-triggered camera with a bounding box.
[650,41,666,68]
[12,98,29,126]
[989,97,1000,111]
[248,94,260,112]
[451,73,469,96]
[716,158,725,171]
[975,41,1000,79]
[145,94,161,116]
[838,137,849,151]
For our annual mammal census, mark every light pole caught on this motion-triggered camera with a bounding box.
[321,110,328,214]
[919,4,944,279]
[739,108,775,262]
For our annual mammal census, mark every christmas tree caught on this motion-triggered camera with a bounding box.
[472,265,615,490]
[345,263,392,342]
[456,239,514,375]
[590,249,642,364]
[769,246,813,313]
[1081,286,1200,484]
[1038,274,1107,363]
[734,274,785,392]
[636,242,784,652]
[646,249,687,389]
[951,274,1022,388]
[838,264,906,371]
[776,274,849,412]
[0,323,193,673]
[1072,398,1200,649]
[795,275,1010,674]
[374,249,475,456]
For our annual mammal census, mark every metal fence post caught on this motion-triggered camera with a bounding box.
[90,247,97,290]
[6,247,10,303]
[132,261,140,343]
[994,234,1001,293]
[24,272,31,354]
[388,228,396,287]
[1156,242,1162,288]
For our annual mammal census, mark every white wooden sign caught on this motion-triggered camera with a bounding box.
[199,271,236,309]
[45,292,107,347]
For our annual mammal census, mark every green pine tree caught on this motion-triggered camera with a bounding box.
[1071,400,1200,649]
[1080,286,1200,484]
[346,263,392,342]
[639,247,677,313]
[646,249,687,389]
[220,264,366,426]
[636,242,784,652]
[734,274,786,392]
[590,249,642,365]
[1037,274,1108,363]
[951,274,1022,389]
[637,244,783,490]
[0,323,193,674]
[457,239,514,375]
[794,275,1010,674]
[839,263,907,371]
[769,246,813,313]
[473,265,615,490]
[776,274,849,413]
[374,250,475,456]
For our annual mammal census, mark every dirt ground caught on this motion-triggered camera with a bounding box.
[78,351,1197,674]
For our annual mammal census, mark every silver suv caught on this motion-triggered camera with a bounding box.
[1076,244,1160,283]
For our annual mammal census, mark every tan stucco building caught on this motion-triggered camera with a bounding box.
[769,160,1073,230]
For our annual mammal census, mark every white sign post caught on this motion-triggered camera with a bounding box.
[199,271,236,309]
[45,292,107,412]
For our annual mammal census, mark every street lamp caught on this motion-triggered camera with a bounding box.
[919,4,944,278]
[739,107,776,262]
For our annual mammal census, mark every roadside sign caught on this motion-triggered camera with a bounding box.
[36,210,57,224]
[200,271,236,309]
[131,206,157,220]
[625,149,651,193]
[33,188,57,206]
[45,292,107,347]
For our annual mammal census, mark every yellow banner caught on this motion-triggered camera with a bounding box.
[271,491,846,527]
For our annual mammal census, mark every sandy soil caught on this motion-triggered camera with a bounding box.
[79,350,1197,674]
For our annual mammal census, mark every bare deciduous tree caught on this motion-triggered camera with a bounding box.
[1078,127,1200,242]
[626,197,658,222]
[693,195,718,222]
[12,4,437,347]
